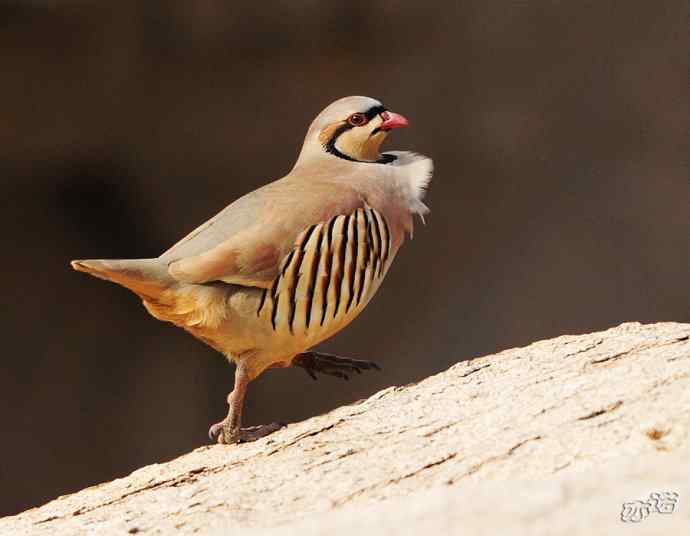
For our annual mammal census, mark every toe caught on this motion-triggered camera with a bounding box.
[238,422,285,442]
[352,359,381,372]
[295,352,381,380]
[351,359,381,371]
[208,422,224,442]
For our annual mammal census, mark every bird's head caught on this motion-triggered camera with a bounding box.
[296,96,409,166]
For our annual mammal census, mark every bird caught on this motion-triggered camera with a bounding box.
[71,96,433,444]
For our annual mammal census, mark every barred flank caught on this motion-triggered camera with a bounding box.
[261,206,389,338]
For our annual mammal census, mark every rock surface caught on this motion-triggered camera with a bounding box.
[3,322,689,535]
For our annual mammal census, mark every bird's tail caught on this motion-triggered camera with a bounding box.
[70,258,172,299]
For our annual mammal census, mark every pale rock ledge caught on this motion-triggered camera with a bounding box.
[2,322,689,535]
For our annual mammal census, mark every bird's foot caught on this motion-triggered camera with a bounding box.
[208,421,284,445]
[293,351,381,381]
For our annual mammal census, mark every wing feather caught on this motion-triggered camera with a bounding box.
[162,179,363,289]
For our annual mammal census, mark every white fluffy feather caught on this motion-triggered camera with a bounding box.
[386,151,433,221]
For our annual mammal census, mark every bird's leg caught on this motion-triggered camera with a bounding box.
[208,362,283,444]
[292,351,381,381]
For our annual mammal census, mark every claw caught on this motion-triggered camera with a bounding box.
[303,367,318,381]
[208,421,224,441]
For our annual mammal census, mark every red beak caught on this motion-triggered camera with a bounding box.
[379,111,409,130]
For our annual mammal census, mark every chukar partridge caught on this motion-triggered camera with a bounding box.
[72,96,433,444]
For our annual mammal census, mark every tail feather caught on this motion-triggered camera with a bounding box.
[71,258,172,299]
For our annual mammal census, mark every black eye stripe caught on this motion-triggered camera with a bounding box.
[364,105,387,120]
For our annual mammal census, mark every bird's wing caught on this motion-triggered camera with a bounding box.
[163,179,367,289]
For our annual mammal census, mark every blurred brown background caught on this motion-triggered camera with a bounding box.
[1,0,688,516]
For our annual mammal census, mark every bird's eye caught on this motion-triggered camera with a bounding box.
[347,113,367,127]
